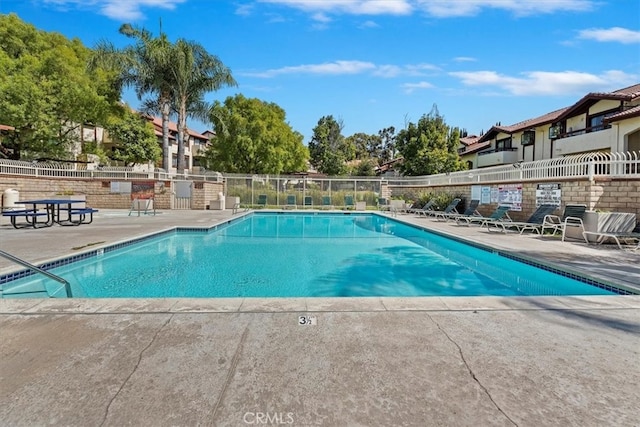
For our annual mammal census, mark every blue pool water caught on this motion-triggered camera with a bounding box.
[2,213,618,298]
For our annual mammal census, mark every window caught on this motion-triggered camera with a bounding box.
[587,108,617,132]
[521,131,535,146]
[496,137,512,151]
[589,114,606,132]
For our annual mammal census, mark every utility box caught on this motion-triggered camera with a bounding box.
[2,188,19,211]
[209,192,225,210]
[225,196,240,209]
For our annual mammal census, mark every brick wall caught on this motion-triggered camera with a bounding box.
[391,177,640,222]
[0,175,223,210]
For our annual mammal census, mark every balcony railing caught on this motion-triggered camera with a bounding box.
[556,124,612,139]
[477,147,519,168]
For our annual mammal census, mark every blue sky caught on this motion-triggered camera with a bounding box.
[2,0,639,141]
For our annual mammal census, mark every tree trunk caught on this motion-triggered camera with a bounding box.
[161,99,171,172]
[177,100,186,174]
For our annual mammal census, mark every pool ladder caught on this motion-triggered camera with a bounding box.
[0,249,72,298]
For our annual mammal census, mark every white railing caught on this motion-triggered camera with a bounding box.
[387,151,640,187]
[0,159,223,182]
[0,151,638,185]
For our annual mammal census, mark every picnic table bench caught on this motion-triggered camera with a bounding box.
[2,209,50,229]
[3,199,99,228]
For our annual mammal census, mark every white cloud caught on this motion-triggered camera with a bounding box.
[359,20,380,29]
[402,81,434,94]
[244,60,439,78]
[311,12,332,23]
[414,0,595,17]
[258,0,595,18]
[258,0,413,16]
[449,70,639,96]
[244,60,377,78]
[453,57,477,62]
[43,0,186,20]
[235,4,254,16]
[578,27,640,44]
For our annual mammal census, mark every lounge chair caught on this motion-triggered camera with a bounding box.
[322,196,333,209]
[456,205,511,227]
[415,200,436,216]
[582,231,640,250]
[434,199,480,221]
[487,204,558,234]
[284,195,297,209]
[424,198,461,218]
[541,204,587,241]
[378,198,389,211]
[399,201,417,214]
[303,196,313,208]
[344,195,355,210]
[257,194,267,208]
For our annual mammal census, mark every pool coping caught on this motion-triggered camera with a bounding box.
[2,295,640,314]
[1,210,638,303]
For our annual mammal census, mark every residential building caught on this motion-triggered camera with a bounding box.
[145,116,210,174]
[459,83,640,169]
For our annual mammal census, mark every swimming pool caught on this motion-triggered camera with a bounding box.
[0,212,624,298]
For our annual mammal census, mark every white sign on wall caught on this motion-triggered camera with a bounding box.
[498,184,523,211]
[481,187,492,204]
[471,185,482,202]
[536,183,562,207]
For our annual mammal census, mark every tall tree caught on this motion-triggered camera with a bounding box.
[0,13,115,159]
[378,126,397,164]
[206,94,308,174]
[395,104,466,176]
[90,23,174,170]
[308,116,354,175]
[346,132,381,160]
[171,39,236,173]
[105,108,161,166]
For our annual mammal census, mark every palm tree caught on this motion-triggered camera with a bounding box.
[90,24,174,171]
[170,39,236,173]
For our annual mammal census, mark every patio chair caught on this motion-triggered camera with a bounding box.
[344,195,355,210]
[487,204,558,234]
[415,200,436,216]
[582,231,640,250]
[398,201,417,214]
[434,199,480,221]
[303,196,313,208]
[541,204,587,242]
[456,204,511,227]
[257,194,267,208]
[424,198,461,218]
[322,196,333,209]
[378,198,389,211]
[284,195,297,209]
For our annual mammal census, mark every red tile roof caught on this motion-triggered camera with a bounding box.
[148,117,208,140]
[604,105,640,123]
[555,84,640,122]
[460,135,480,146]
[460,141,491,155]
[477,106,569,143]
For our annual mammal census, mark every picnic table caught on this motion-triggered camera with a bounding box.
[2,199,98,229]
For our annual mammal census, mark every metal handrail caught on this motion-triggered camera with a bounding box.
[0,250,72,298]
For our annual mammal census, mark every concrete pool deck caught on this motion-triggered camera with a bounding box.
[1,209,639,426]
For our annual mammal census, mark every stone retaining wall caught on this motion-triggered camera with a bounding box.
[0,175,223,210]
[391,177,639,222]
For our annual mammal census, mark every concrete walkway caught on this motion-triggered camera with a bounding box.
[1,209,639,426]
